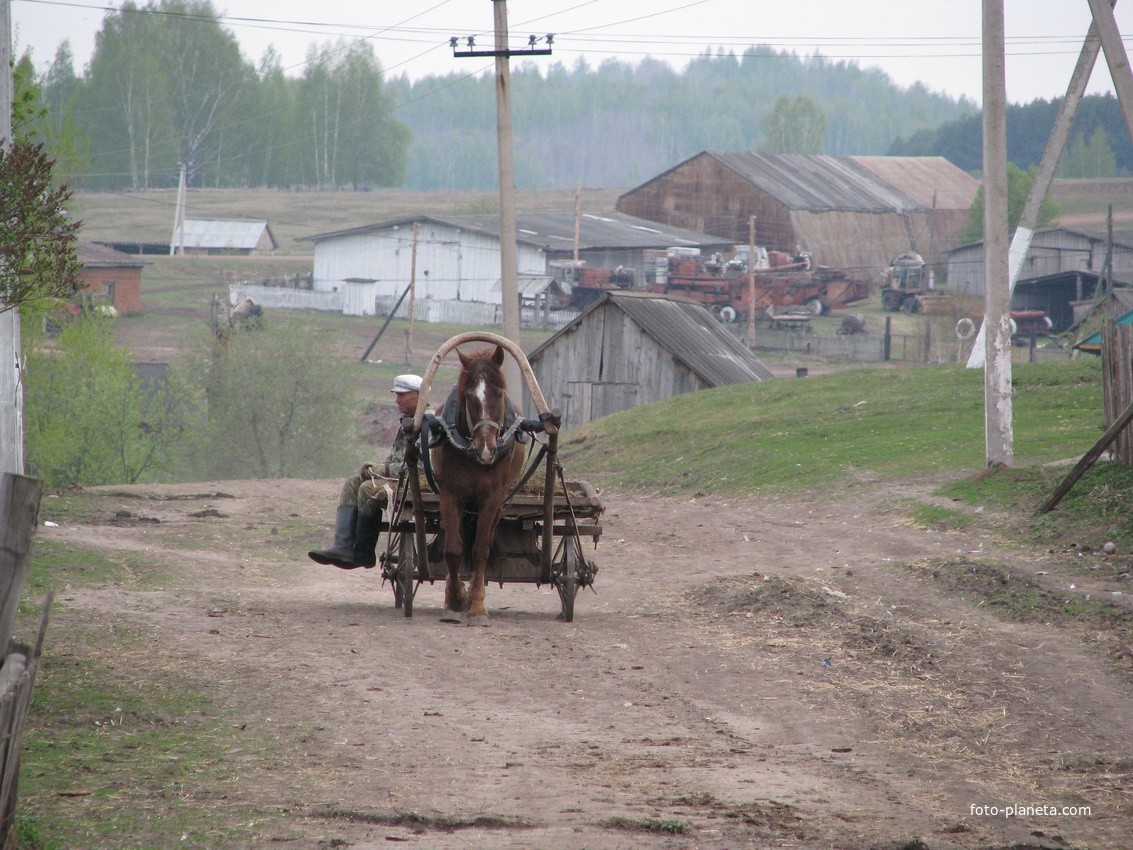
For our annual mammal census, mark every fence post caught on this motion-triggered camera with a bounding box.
[884,316,892,361]
[0,474,42,649]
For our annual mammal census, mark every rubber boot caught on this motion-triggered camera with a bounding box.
[308,505,358,569]
[352,509,382,569]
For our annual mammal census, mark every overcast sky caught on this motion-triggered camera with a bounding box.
[11,0,1133,106]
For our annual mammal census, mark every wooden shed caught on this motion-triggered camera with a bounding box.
[615,152,978,280]
[944,227,1133,296]
[77,242,146,314]
[524,292,773,430]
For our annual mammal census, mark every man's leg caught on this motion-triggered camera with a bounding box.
[352,479,387,569]
[308,477,362,569]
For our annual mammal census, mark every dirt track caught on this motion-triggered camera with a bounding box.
[40,477,1133,849]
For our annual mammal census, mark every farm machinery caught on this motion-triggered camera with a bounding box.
[551,246,871,322]
[880,251,941,313]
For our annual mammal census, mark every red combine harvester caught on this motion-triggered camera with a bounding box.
[552,246,871,322]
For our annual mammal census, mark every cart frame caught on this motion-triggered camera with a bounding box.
[378,333,602,622]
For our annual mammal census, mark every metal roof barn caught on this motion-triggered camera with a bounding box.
[616,152,978,281]
[173,219,277,255]
[524,291,773,430]
[944,227,1133,297]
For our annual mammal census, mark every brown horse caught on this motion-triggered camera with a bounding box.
[432,345,526,625]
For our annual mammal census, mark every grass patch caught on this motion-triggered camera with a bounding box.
[15,623,282,849]
[939,462,1133,567]
[908,504,974,532]
[561,359,1103,497]
[600,816,691,834]
[25,540,165,596]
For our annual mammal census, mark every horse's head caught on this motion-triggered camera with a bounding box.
[457,345,509,465]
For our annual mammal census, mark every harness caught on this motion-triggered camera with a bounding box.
[419,384,529,493]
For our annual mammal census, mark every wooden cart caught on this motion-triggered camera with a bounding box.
[379,477,602,622]
[377,332,603,622]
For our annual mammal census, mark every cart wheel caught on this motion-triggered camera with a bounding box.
[382,533,405,609]
[555,540,579,623]
[398,531,417,619]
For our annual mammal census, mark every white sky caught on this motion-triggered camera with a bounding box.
[11,0,1133,106]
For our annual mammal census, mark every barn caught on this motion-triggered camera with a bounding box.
[944,227,1133,332]
[298,213,734,318]
[172,219,277,256]
[77,242,146,314]
[524,291,774,430]
[615,151,979,280]
[944,226,1133,296]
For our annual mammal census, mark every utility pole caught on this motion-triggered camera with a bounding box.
[170,163,187,256]
[983,0,1013,467]
[747,216,756,348]
[968,0,1113,369]
[0,0,21,475]
[452,6,552,393]
[573,183,581,263]
[405,222,418,366]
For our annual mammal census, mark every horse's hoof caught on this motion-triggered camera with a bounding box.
[465,613,490,627]
[440,609,463,624]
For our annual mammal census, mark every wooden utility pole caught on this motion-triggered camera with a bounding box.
[492,0,521,391]
[747,216,756,348]
[451,6,551,395]
[573,183,581,263]
[405,222,418,366]
[983,0,1013,467]
[0,0,21,475]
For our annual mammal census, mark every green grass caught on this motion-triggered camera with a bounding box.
[16,628,280,849]
[600,816,691,834]
[907,504,974,532]
[11,498,302,848]
[560,358,1104,497]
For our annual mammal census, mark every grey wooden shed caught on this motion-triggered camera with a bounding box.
[524,292,774,430]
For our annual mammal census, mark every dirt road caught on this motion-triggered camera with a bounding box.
[40,477,1133,849]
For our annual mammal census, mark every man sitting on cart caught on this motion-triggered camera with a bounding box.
[308,374,423,570]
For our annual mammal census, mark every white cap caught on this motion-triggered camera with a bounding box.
[391,374,422,394]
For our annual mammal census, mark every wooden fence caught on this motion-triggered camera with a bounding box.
[0,473,47,848]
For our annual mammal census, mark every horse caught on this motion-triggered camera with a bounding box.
[431,345,526,626]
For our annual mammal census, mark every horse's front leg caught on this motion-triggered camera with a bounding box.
[438,497,466,623]
[465,498,505,627]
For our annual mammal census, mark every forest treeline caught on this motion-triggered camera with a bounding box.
[889,93,1133,179]
[22,0,1130,193]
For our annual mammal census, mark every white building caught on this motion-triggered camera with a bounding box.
[298,213,734,318]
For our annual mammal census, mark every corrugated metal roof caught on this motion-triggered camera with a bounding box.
[301,212,734,251]
[79,241,147,268]
[176,219,276,250]
[850,156,979,211]
[530,292,773,386]
[710,152,923,213]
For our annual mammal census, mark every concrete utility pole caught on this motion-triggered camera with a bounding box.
[170,163,187,256]
[452,6,551,394]
[968,0,1115,369]
[982,0,1013,467]
[0,0,21,475]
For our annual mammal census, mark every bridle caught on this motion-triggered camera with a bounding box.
[462,377,504,441]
